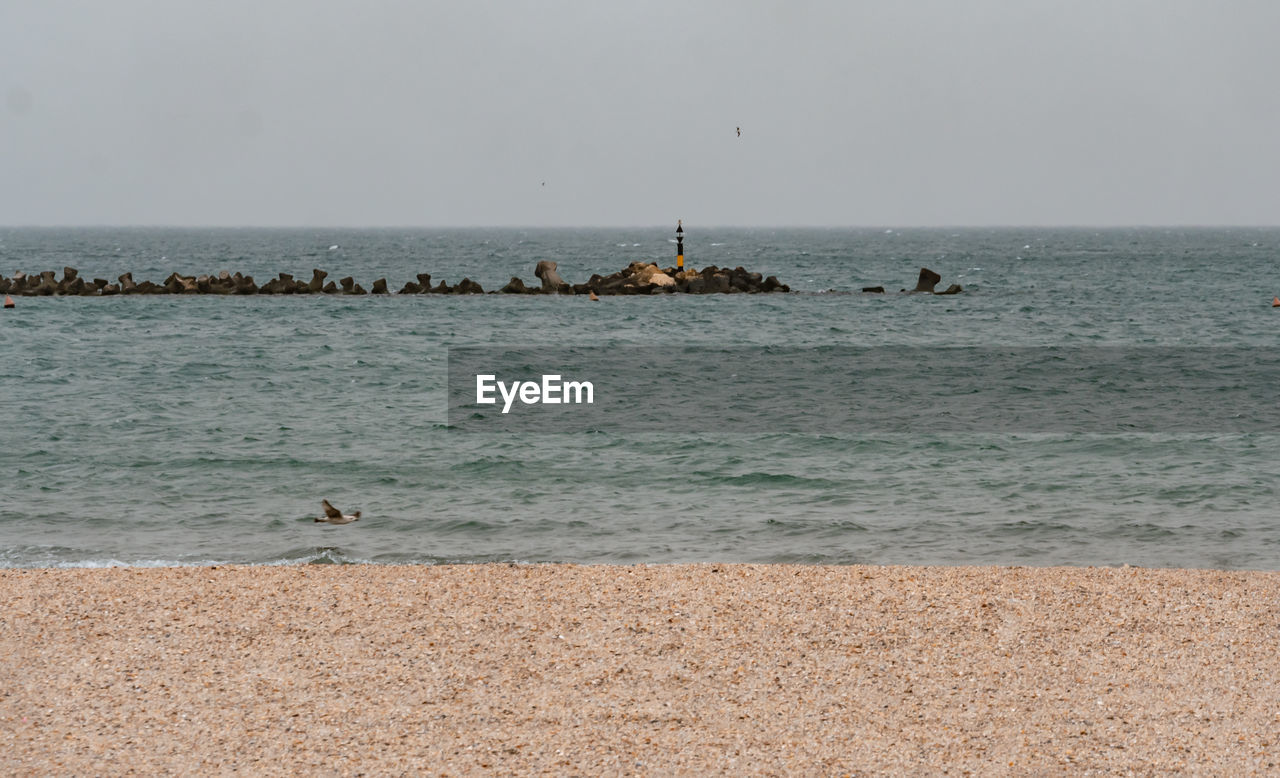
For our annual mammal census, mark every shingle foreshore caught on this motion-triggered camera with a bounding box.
[1,563,1277,774]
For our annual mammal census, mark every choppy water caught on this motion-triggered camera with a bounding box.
[2,226,1279,568]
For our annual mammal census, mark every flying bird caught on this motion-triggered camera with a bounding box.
[736,127,741,137]
[316,499,361,524]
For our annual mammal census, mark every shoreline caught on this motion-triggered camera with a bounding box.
[3,563,1278,774]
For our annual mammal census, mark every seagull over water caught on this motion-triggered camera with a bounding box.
[316,499,361,524]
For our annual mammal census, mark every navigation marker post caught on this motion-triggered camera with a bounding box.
[676,220,684,272]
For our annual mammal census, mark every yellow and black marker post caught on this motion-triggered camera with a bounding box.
[676,219,684,272]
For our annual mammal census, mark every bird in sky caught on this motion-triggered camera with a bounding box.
[736,127,741,137]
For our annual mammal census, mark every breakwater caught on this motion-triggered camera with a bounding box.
[0,260,792,297]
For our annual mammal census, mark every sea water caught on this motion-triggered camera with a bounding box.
[1,226,1278,568]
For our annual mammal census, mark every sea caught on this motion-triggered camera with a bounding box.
[2,226,1278,569]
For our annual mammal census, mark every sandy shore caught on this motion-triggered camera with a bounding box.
[2,564,1278,775]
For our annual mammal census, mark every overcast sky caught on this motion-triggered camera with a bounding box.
[3,1,1279,227]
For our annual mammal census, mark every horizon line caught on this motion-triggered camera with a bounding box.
[3,223,1280,231]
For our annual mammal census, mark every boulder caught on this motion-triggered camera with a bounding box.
[500,277,533,294]
[400,273,434,294]
[454,278,484,294]
[339,276,364,294]
[275,272,304,294]
[728,269,754,293]
[934,284,963,295]
[593,275,630,295]
[205,275,236,295]
[912,267,942,293]
[371,278,388,294]
[534,260,569,293]
[862,286,885,293]
[28,271,58,296]
[630,263,662,283]
[308,269,328,292]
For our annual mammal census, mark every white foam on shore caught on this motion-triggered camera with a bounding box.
[30,558,234,569]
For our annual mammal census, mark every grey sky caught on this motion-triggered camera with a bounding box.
[3,1,1278,227]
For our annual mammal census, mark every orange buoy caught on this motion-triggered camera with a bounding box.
[1273,296,1279,308]
[2,295,13,309]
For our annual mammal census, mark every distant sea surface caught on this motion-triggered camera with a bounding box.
[2,226,1279,569]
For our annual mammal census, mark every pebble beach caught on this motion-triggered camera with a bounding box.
[3,563,1278,775]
